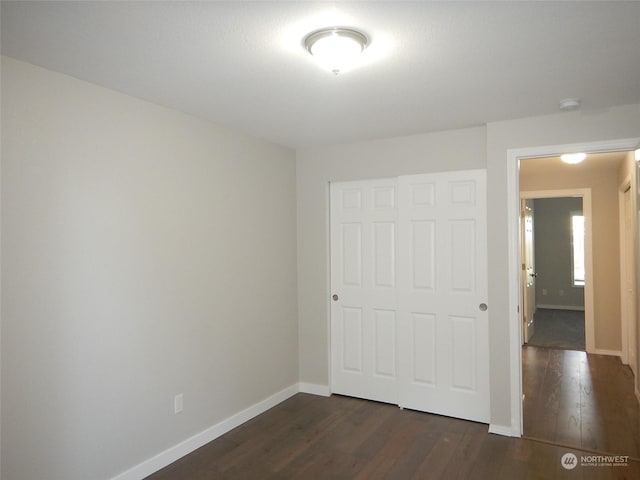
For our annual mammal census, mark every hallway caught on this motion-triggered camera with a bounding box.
[523,346,640,458]
[526,309,585,351]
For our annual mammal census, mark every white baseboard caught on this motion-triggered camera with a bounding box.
[536,304,585,311]
[593,349,622,358]
[110,384,299,480]
[298,382,331,397]
[488,424,519,437]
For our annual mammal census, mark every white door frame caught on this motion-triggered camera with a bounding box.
[519,188,594,353]
[507,137,640,437]
[619,175,637,371]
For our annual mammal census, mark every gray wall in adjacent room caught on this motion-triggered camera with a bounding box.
[533,197,585,309]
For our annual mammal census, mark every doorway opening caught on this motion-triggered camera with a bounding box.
[520,191,594,351]
[509,142,640,457]
[520,193,588,352]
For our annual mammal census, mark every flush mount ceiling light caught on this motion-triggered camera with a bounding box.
[561,152,587,164]
[559,98,582,111]
[304,27,368,74]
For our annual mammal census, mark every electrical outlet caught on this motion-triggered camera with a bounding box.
[174,393,183,414]
[559,289,564,296]
[542,289,547,296]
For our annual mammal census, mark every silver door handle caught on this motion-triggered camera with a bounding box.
[479,303,488,311]
[332,294,339,301]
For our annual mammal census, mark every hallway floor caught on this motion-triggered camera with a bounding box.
[527,309,585,351]
[523,346,640,458]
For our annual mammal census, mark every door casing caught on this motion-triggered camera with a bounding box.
[506,137,640,437]
[620,177,637,374]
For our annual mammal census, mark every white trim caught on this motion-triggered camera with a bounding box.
[110,384,299,480]
[489,424,519,437]
[619,174,636,370]
[507,149,523,438]
[326,181,333,395]
[299,382,331,397]
[507,137,640,439]
[619,176,630,365]
[593,349,622,358]
[536,304,585,311]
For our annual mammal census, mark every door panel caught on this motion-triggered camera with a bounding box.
[398,170,489,423]
[341,307,363,372]
[451,315,476,391]
[374,309,396,377]
[373,222,396,287]
[411,221,436,290]
[340,223,362,286]
[411,313,436,385]
[330,179,399,404]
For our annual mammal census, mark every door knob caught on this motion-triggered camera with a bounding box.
[479,303,488,311]
[332,294,339,301]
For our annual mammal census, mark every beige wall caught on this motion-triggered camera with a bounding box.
[618,150,640,393]
[521,160,621,350]
[1,57,298,480]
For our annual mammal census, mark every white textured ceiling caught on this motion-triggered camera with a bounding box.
[2,1,640,148]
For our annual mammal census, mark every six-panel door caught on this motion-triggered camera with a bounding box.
[330,170,489,423]
[330,178,399,404]
[397,170,489,423]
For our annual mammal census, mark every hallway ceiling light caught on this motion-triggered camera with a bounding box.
[559,98,582,111]
[561,153,587,164]
[304,27,368,74]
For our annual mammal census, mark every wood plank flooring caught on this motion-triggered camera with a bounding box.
[146,392,639,480]
[523,346,640,458]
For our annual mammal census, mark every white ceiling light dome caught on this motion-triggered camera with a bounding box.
[561,152,587,164]
[559,98,582,111]
[304,27,368,74]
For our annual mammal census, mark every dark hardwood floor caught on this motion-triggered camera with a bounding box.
[146,392,639,480]
[523,346,640,459]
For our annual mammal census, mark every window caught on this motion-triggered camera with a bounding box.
[571,214,585,286]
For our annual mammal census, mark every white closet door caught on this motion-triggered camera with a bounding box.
[330,179,399,404]
[397,170,489,423]
[329,170,489,423]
